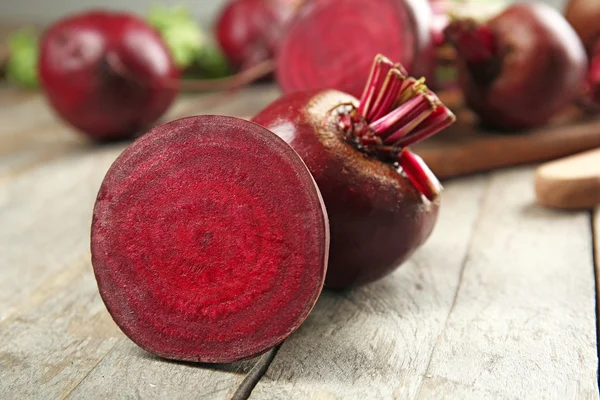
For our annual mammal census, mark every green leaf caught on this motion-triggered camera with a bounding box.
[147,5,205,69]
[5,28,39,89]
[194,45,232,79]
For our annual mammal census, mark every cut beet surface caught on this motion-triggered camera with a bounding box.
[91,115,329,363]
[276,0,417,97]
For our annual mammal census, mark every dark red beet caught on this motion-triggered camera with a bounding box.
[39,11,180,141]
[444,3,587,131]
[276,0,434,97]
[586,47,600,109]
[215,0,301,70]
[254,56,454,288]
[565,0,600,111]
[91,115,329,362]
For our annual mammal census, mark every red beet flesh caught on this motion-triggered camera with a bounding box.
[254,56,454,287]
[444,3,587,130]
[215,0,301,70]
[39,11,180,141]
[276,0,433,97]
[91,115,329,362]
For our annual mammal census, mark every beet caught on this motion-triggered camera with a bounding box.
[565,0,600,111]
[254,55,454,288]
[444,3,587,131]
[215,0,301,71]
[39,10,180,141]
[585,46,600,110]
[91,115,329,362]
[275,0,434,97]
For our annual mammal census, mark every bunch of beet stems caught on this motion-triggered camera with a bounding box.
[343,55,455,200]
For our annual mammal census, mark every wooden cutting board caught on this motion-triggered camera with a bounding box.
[535,148,600,209]
[413,91,600,179]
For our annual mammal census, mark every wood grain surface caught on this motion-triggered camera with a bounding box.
[414,107,600,180]
[251,169,599,399]
[535,148,600,209]
[0,84,598,399]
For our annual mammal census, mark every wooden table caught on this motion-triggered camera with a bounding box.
[0,84,599,399]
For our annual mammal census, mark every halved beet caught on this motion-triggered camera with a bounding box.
[276,0,433,97]
[91,115,329,363]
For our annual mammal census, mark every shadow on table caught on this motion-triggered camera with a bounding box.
[135,345,259,375]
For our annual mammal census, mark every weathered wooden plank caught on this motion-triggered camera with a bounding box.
[251,168,598,399]
[0,254,122,398]
[0,144,125,320]
[0,85,38,108]
[0,86,281,398]
[0,95,54,137]
[0,138,263,398]
[0,147,262,399]
[0,144,126,398]
[0,85,280,183]
[416,168,598,399]
[250,175,489,399]
[65,339,262,400]
[592,206,600,390]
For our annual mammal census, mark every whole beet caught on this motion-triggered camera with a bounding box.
[39,11,180,140]
[445,3,587,130]
[254,56,454,288]
[565,0,600,111]
[215,0,301,70]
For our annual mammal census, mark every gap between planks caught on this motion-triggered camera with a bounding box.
[591,208,600,387]
[414,176,492,398]
[249,168,599,399]
[0,85,280,186]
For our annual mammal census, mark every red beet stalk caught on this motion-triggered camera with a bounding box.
[346,55,454,197]
[254,55,455,288]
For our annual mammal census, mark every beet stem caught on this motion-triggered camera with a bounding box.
[392,106,456,147]
[368,69,404,121]
[178,59,276,91]
[358,55,395,118]
[370,95,430,138]
[341,55,456,200]
[105,51,275,92]
[399,149,443,201]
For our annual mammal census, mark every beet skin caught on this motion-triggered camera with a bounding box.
[215,0,300,70]
[253,90,440,288]
[91,115,329,362]
[39,11,180,140]
[446,3,587,130]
